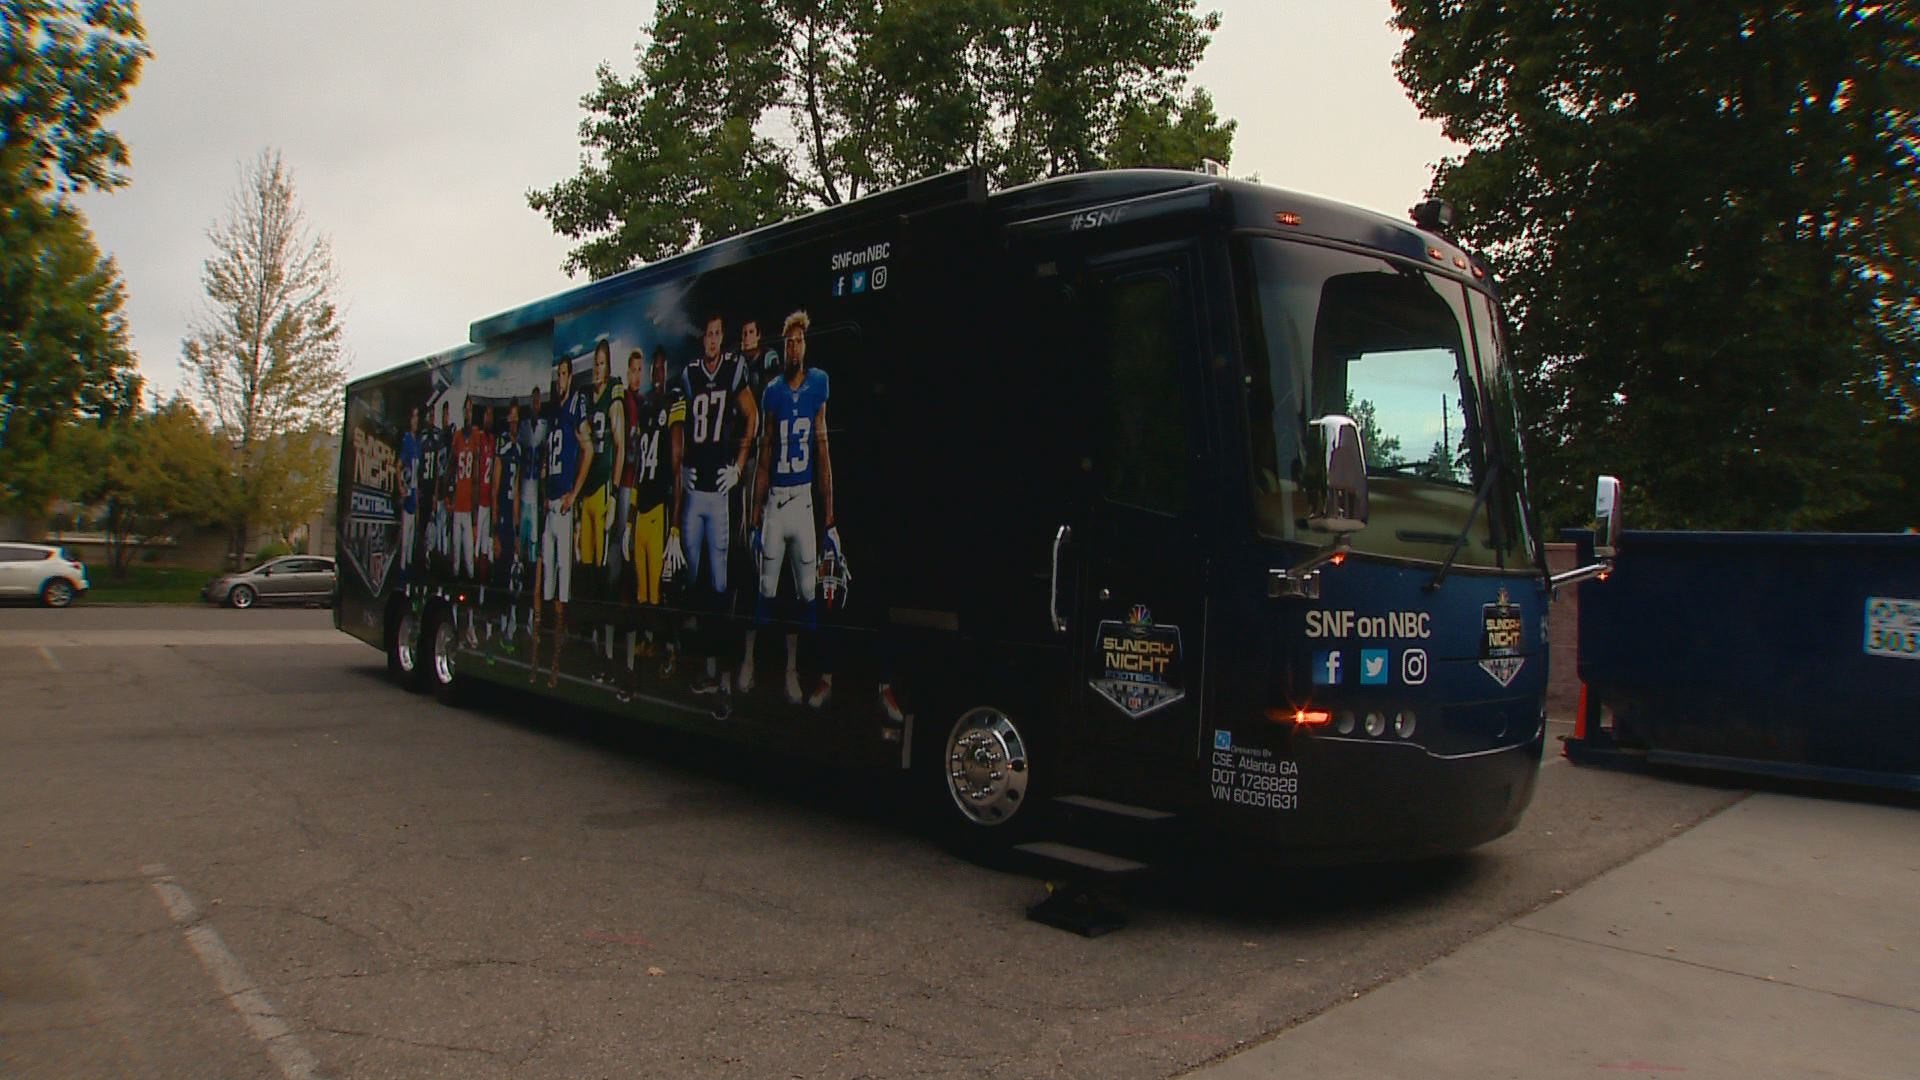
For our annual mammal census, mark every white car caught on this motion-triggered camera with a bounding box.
[0,543,90,607]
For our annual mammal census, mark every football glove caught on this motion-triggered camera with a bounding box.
[663,527,686,576]
[824,526,845,577]
[716,463,741,494]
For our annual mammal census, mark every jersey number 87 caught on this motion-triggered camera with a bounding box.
[690,389,728,444]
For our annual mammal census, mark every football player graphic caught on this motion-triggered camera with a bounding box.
[530,353,594,688]
[417,403,441,570]
[434,400,455,568]
[577,340,624,592]
[740,309,843,708]
[398,406,420,574]
[474,404,497,584]
[492,403,523,574]
[576,340,624,676]
[624,346,685,687]
[451,398,478,580]
[676,313,760,708]
[492,401,526,649]
[510,386,547,647]
[733,316,782,553]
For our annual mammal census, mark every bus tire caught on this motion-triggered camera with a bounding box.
[926,704,1046,851]
[386,601,426,692]
[422,604,467,706]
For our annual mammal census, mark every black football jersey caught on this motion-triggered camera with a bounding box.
[679,354,748,491]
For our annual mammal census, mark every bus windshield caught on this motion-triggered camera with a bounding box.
[1238,236,1534,569]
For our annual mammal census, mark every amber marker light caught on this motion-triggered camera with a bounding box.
[1428,247,1445,261]
[1329,551,1347,566]
[1268,707,1333,728]
[1275,211,1303,227]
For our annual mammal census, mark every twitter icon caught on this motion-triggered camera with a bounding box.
[1360,648,1389,685]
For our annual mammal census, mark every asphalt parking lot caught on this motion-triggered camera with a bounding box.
[0,607,1747,1079]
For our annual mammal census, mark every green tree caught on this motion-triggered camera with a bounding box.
[181,149,347,564]
[0,0,148,515]
[60,396,242,577]
[1391,2,1920,530]
[1345,391,1402,469]
[531,0,1234,276]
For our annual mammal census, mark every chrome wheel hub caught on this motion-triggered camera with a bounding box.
[945,707,1029,826]
[396,611,419,673]
[433,619,456,685]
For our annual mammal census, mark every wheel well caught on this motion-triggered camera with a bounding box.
[383,593,411,641]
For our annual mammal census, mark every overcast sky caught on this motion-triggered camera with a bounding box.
[75,1,1458,399]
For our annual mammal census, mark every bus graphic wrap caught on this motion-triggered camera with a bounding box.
[336,167,1553,863]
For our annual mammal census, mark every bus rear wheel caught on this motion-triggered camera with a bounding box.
[937,706,1038,838]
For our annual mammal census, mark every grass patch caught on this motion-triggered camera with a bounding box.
[84,565,215,604]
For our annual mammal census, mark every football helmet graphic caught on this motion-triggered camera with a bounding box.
[818,546,850,611]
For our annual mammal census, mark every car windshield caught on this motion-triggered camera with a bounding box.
[1237,236,1534,569]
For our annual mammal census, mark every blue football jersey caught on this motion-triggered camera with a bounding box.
[762,368,829,488]
[545,388,588,501]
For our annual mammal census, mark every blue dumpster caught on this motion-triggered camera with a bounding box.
[1569,529,1920,791]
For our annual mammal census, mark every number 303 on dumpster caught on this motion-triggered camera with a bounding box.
[1864,596,1920,660]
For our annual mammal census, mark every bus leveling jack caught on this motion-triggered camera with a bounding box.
[1028,877,1130,938]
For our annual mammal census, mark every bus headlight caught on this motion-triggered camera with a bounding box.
[1394,710,1418,739]
[1335,710,1356,735]
[1363,711,1387,738]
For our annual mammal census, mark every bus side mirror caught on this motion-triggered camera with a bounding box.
[1305,414,1370,534]
[1271,415,1370,600]
[1594,474,1622,558]
[1550,474,1623,592]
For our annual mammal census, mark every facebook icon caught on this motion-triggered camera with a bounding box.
[1312,650,1343,686]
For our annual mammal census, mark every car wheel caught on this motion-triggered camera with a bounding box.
[40,579,76,608]
[227,584,256,609]
[387,605,426,691]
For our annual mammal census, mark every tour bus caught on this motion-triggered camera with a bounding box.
[335,167,1616,864]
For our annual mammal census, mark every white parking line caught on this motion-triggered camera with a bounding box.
[36,644,61,672]
[142,864,324,1080]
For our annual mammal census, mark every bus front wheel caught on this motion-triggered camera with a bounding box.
[421,605,466,706]
[937,706,1038,837]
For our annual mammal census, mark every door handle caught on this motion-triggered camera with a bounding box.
[1050,525,1071,634]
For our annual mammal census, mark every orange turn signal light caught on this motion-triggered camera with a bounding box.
[1275,211,1302,227]
[1268,707,1333,727]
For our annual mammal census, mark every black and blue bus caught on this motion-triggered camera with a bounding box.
[336,167,1604,863]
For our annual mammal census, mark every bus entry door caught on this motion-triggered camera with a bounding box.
[1061,248,1212,801]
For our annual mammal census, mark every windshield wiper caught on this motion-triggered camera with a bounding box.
[1424,461,1498,593]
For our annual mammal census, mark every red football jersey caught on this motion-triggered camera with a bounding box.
[452,428,476,513]
[475,425,496,503]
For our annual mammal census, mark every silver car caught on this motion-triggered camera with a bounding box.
[203,556,336,609]
[0,543,90,607]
